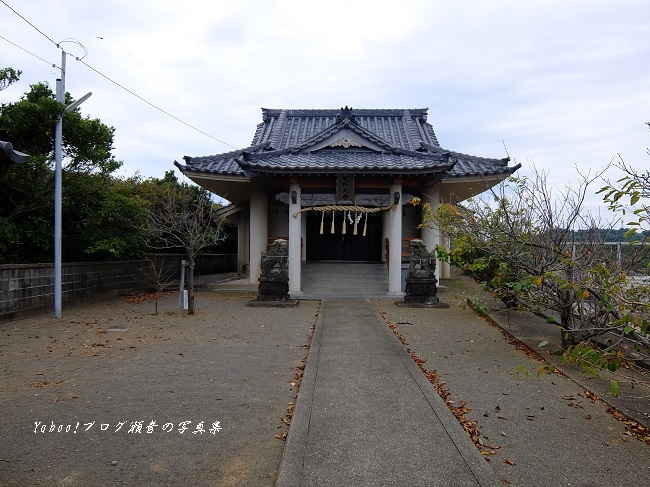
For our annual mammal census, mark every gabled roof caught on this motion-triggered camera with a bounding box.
[175,107,519,187]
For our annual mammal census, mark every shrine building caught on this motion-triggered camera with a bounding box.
[174,107,520,296]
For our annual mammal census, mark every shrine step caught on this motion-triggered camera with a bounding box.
[300,262,390,298]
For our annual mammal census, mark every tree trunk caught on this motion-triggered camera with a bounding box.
[559,289,576,348]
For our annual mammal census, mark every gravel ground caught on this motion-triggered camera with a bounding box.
[374,275,649,487]
[0,292,319,487]
[3,275,648,487]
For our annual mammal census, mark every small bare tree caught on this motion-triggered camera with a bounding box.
[141,176,225,314]
[142,258,177,315]
[429,164,649,393]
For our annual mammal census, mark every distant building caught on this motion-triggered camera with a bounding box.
[175,107,519,295]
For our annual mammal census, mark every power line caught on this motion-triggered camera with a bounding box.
[0,34,59,69]
[0,0,57,47]
[1,0,236,150]
[78,59,237,149]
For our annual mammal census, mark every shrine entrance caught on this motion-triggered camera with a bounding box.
[305,212,382,262]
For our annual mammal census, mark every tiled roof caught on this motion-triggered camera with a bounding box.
[448,153,515,178]
[240,151,450,174]
[252,108,440,150]
[419,142,517,178]
[177,107,518,179]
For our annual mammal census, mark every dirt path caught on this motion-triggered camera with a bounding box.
[0,292,319,486]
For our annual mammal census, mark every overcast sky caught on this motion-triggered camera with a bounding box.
[2,0,649,216]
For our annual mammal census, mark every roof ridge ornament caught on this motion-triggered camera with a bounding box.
[329,136,363,148]
[337,106,356,123]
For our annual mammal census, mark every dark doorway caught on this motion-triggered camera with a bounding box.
[306,212,382,262]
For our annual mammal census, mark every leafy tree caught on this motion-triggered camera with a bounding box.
[0,82,121,263]
[64,173,148,261]
[0,82,119,172]
[140,171,226,314]
[1,79,236,269]
[0,67,21,91]
[599,125,650,239]
[425,164,649,395]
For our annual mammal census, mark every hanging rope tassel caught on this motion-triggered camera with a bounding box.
[320,211,324,234]
[353,211,358,235]
[342,211,347,235]
[363,212,368,236]
[330,211,335,234]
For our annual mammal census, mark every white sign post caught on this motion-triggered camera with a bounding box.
[179,260,186,315]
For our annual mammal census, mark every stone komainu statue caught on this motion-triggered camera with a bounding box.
[260,239,288,279]
[407,239,436,279]
[404,239,439,305]
[257,239,289,302]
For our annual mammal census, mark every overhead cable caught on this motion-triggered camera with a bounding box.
[0,34,59,69]
[0,0,58,47]
[1,0,235,149]
[79,59,237,149]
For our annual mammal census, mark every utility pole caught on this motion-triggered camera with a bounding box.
[53,46,91,318]
[53,50,66,318]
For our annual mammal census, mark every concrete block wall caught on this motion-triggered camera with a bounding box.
[144,254,237,282]
[1,255,237,323]
[0,261,150,323]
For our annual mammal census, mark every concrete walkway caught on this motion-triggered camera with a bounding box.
[276,298,500,487]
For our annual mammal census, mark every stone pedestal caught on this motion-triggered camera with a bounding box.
[247,239,298,307]
[404,277,439,305]
[257,277,290,302]
[398,239,448,308]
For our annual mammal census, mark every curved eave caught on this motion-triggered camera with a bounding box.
[440,163,521,203]
[175,161,251,205]
[244,167,452,177]
[237,152,453,175]
[216,202,248,220]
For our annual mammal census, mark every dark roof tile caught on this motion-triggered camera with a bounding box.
[178,107,516,179]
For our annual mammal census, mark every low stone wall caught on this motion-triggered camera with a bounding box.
[0,254,237,322]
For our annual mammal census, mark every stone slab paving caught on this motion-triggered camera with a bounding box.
[276,298,500,487]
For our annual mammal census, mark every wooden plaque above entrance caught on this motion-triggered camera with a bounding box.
[336,174,355,204]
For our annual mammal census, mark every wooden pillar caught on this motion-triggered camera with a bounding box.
[236,212,249,276]
[388,181,403,295]
[288,182,302,295]
[249,184,268,284]
[382,210,390,263]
